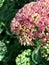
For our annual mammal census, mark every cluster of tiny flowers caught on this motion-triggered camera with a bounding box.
[16,49,31,65]
[10,0,49,45]
[0,41,7,61]
[41,40,49,61]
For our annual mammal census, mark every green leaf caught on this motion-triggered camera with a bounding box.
[32,45,41,64]
[32,49,38,64]
[6,30,11,35]
[0,28,4,34]
[32,39,41,46]
[0,0,4,3]
[0,0,5,7]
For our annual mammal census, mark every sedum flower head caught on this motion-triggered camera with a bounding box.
[0,41,7,61]
[15,49,31,65]
[10,0,49,46]
[41,40,49,61]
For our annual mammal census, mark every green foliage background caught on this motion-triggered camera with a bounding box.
[0,0,49,65]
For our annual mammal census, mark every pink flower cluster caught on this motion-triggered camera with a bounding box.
[10,0,49,46]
